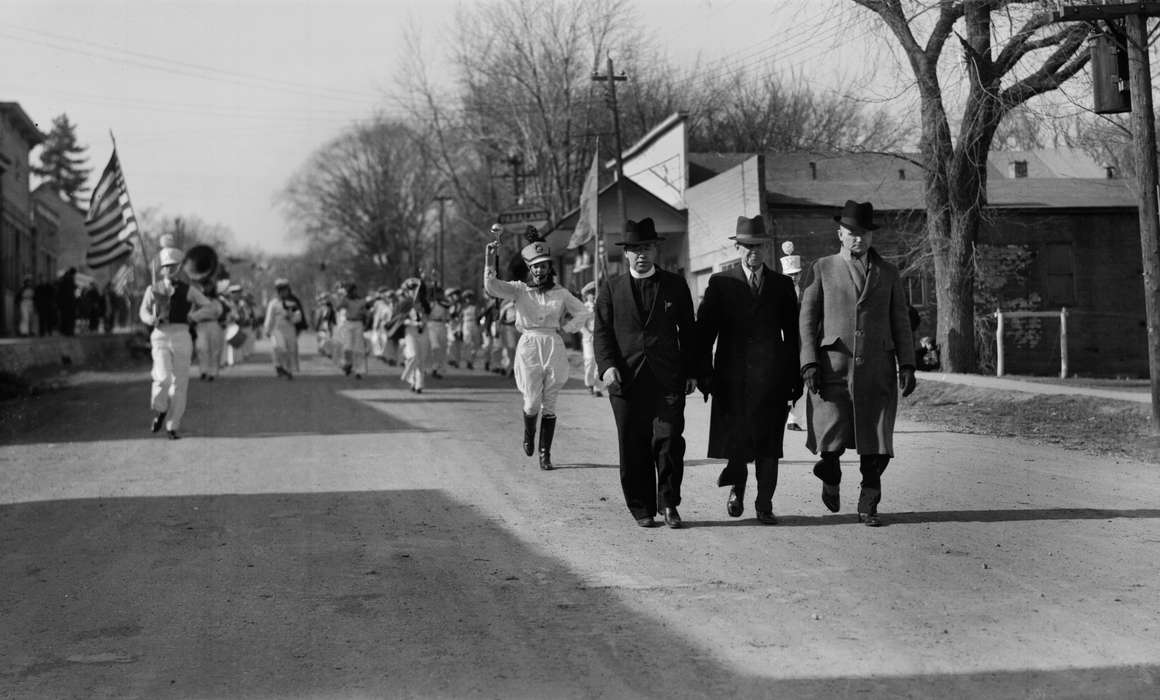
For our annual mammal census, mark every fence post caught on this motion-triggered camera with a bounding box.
[1060,307,1069,379]
[995,308,1005,377]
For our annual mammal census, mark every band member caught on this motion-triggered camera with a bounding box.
[444,287,463,368]
[398,277,430,393]
[314,291,337,359]
[800,200,917,527]
[497,297,519,377]
[697,216,802,524]
[594,218,700,528]
[138,241,211,439]
[579,281,604,397]
[191,282,226,382]
[338,282,369,378]
[265,278,306,379]
[780,241,806,431]
[460,290,482,370]
[426,287,450,379]
[484,232,589,470]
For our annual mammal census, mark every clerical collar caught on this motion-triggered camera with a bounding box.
[629,267,657,280]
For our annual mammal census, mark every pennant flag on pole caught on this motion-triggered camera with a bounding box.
[85,151,139,268]
[567,148,601,250]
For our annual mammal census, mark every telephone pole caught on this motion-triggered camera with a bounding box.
[1049,1,1160,434]
[593,54,628,272]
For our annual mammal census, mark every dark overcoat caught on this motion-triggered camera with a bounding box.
[698,265,801,460]
[798,249,915,456]
[593,268,699,396]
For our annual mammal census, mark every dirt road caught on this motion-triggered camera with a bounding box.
[2,342,1158,698]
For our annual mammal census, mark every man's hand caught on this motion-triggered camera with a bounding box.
[788,378,804,403]
[684,378,697,396]
[802,365,821,395]
[602,367,621,387]
[899,366,917,397]
[696,376,712,403]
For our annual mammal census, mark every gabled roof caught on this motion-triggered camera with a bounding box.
[547,176,686,235]
[611,112,688,169]
[990,147,1108,179]
[0,102,44,147]
[32,182,87,215]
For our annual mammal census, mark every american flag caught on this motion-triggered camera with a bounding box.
[111,263,134,295]
[85,151,139,268]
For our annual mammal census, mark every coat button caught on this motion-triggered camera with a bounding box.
[855,329,864,336]
[855,356,865,366]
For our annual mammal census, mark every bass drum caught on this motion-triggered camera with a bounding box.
[226,323,248,349]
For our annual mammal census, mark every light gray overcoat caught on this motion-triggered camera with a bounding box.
[799,248,915,456]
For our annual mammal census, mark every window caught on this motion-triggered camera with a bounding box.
[1043,243,1075,305]
[1009,160,1028,178]
[720,258,742,273]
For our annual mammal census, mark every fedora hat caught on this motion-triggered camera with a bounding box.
[615,217,664,247]
[731,215,772,244]
[833,200,880,232]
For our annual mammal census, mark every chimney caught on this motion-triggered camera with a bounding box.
[808,161,817,180]
[1008,160,1028,179]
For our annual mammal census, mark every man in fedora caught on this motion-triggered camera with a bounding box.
[594,218,700,528]
[697,215,802,524]
[799,200,916,526]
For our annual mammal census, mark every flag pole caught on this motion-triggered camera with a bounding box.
[109,130,153,283]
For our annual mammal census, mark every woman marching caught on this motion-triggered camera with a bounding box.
[483,228,589,470]
[398,277,430,393]
[138,238,212,439]
[264,278,306,379]
[190,281,226,382]
[337,282,369,378]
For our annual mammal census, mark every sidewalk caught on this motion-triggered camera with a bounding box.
[0,332,139,375]
[920,371,1152,404]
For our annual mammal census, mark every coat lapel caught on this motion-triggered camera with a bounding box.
[858,251,881,304]
[642,272,660,326]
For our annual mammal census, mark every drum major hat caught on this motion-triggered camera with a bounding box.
[833,200,880,232]
[779,241,802,274]
[521,240,552,266]
[731,215,772,244]
[158,247,183,268]
[402,277,422,290]
[615,218,664,246]
[274,278,291,289]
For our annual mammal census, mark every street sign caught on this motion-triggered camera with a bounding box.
[497,206,550,226]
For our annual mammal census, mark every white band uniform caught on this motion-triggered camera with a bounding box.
[483,266,591,415]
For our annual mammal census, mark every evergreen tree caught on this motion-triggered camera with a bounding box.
[33,114,92,205]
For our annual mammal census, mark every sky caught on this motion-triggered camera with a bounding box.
[3,0,862,254]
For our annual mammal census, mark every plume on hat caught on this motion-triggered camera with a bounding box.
[523,225,545,244]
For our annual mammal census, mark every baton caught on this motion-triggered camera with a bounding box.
[489,223,504,270]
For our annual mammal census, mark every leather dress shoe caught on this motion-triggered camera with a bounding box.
[821,484,840,513]
[663,507,683,529]
[167,430,180,440]
[151,412,167,433]
[635,516,657,528]
[756,511,779,525]
[726,487,744,518]
[858,512,882,527]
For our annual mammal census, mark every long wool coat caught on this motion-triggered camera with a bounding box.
[699,265,801,460]
[799,249,915,456]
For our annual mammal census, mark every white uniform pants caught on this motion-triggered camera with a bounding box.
[271,321,300,373]
[581,332,603,390]
[150,326,192,431]
[401,327,428,390]
[19,300,34,336]
[339,320,368,375]
[514,331,570,416]
[196,322,224,378]
[427,321,447,372]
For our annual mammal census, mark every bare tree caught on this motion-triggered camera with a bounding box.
[848,0,1089,371]
[280,118,443,287]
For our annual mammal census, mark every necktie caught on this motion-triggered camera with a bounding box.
[749,271,759,295]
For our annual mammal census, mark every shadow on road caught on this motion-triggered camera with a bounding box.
[0,372,431,446]
[685,508,1160,528]
[2,490,1158,699]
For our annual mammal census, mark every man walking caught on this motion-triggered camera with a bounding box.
[799,200,916,526]
[697,216,802,524]
[594,218,700,529]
